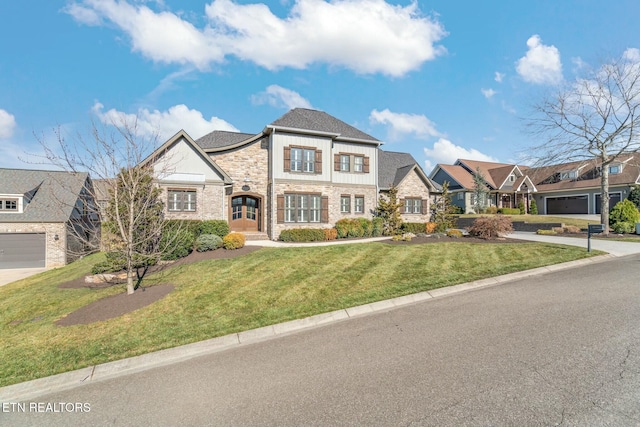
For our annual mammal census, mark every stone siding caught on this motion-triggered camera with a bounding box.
[210,137,270,230]
[273,181,377,239]
[159,183,225,221]
[0,222,67,267]
[396,170,431,222]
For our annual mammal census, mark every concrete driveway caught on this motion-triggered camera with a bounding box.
[0,267,50,287]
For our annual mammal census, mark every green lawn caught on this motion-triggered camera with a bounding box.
[0,241,601,387]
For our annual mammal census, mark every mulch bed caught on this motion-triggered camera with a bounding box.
[56,246,261,326]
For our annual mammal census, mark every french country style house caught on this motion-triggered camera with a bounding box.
[143,108,437,240]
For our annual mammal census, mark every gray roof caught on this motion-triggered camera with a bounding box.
[270,108,380,142]
[0,169,90,222]
[378,150,421,189]
[195,131,257,150]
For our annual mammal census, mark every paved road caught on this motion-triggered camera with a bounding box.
[3,254,640,426]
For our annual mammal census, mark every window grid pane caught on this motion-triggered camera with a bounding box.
[355,197,364,213]
[303,149,315,173]
[340,155,350,172]
[291,148,302,172]
[354,156,363,172]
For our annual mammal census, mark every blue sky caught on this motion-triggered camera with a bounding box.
[1,0,639,173]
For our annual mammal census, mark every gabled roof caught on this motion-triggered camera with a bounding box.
[268,108,380,143]
[455,159,514,189]
[0,168,90,222]
[195,130,258,151]
[378,150,436,191]
[434,164,476,190]
[141,130,233,184]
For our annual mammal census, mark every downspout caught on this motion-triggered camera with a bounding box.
[270,129,276,240]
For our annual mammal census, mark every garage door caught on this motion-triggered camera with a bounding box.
[0,233,46,269]
[595,193,622,214]
[546,196,588,214]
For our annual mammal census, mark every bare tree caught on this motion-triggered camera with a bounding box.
[525,51,640,232]
[35,116,177,294]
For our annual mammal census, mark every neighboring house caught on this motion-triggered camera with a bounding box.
[429,159,535,214]
[142,108,436,240]
[430,154,640,215]
[0,169,99,269]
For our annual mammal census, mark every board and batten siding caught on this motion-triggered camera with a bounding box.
[331,142,377,186]
[153,137,226,183]
[272,133,332,182]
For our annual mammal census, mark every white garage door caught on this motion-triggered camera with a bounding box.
[0,233,46,269]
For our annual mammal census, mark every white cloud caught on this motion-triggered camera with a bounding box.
[494,72,505,83]
[66,0,447,76]
[250,85,313,109]
[516,35,563,85]
[369,109,441,141]
[0,109,17,139]
[481,88,497,99]
[423,138,498,173]
[623,48,640,63]
[92,102,239,140]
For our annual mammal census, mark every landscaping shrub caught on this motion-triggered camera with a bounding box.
[609,199,640,234]
[497,208,521,215]
[91,252,127,274]
[484,206,498,214]
[446,229,463,238]
[279,228,325,242]
[371,217,384,237]
[552,227,565,234]
[194,234,223,252]
[518,201,526,214]
[563,225,582,234]
[223,232,246,249]
[425,222,437,233]
[160,227,195,260]
[529,199,538,215]
[536,229,557,235]
[335,218,352,238]
[401,222,426,234]
[323,228,338,241]
[197,220,230,238]
[467,216,513,239]
[357,217,374,237]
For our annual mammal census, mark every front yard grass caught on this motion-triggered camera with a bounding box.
[0,241,601,387]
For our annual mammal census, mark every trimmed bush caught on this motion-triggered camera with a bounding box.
[197,220,230,238]
[402,222,426,234]
[194,234,223,252]
[446,229,463,238]
[518,201,526,215]
[335,218,372,238]
[279,228,325,242]
[467,216,514,239]
[536,229,557,235]
[609,199,640,234]
[91,252,127,274]
[160,227,195,260]
[497,208,521,215]
[357,217,374,237]
[425,222,437,234]
[323,228,338,241]
[529,199,538,215]
[484,206,498,214]
[223,232,246,249]
[563,225,582,234]
[371,217,384,237]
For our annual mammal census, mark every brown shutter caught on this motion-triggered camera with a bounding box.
[422,199,428,215]
[315,149,322,174]
[400,198,405,214]
[334,154,340,171]
[363,156,370,173]
[277,195,284,223]
[283,146,291,172]
[321,195,329,223]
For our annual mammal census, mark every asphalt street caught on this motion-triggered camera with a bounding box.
[2,253,640,426]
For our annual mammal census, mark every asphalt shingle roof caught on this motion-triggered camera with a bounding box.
[0,169,89,222]
[378,150,422,189]
[270,108,380,142]
[195,131,257,150]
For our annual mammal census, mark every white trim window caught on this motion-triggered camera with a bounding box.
[353,156,364,172]
[168,190,196,212]
[354,196,364,214]
[284,194,321,223]
[340,154,350,172]
[609,164,621,174]
[404,198,422,214]
[340,195,351,213]
[0,198,18,211]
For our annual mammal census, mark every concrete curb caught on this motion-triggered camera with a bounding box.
[0,253,615,402]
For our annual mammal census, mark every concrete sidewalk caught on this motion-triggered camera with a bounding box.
[508,231,640,257]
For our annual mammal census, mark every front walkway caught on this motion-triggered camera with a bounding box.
[507,231,640,257]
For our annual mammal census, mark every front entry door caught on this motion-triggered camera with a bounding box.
[230,196,260,232]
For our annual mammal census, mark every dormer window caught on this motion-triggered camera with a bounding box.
[560,171,577,180]
[0,198,19,212]
[609,164,621,174]
[508,174,516,182]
